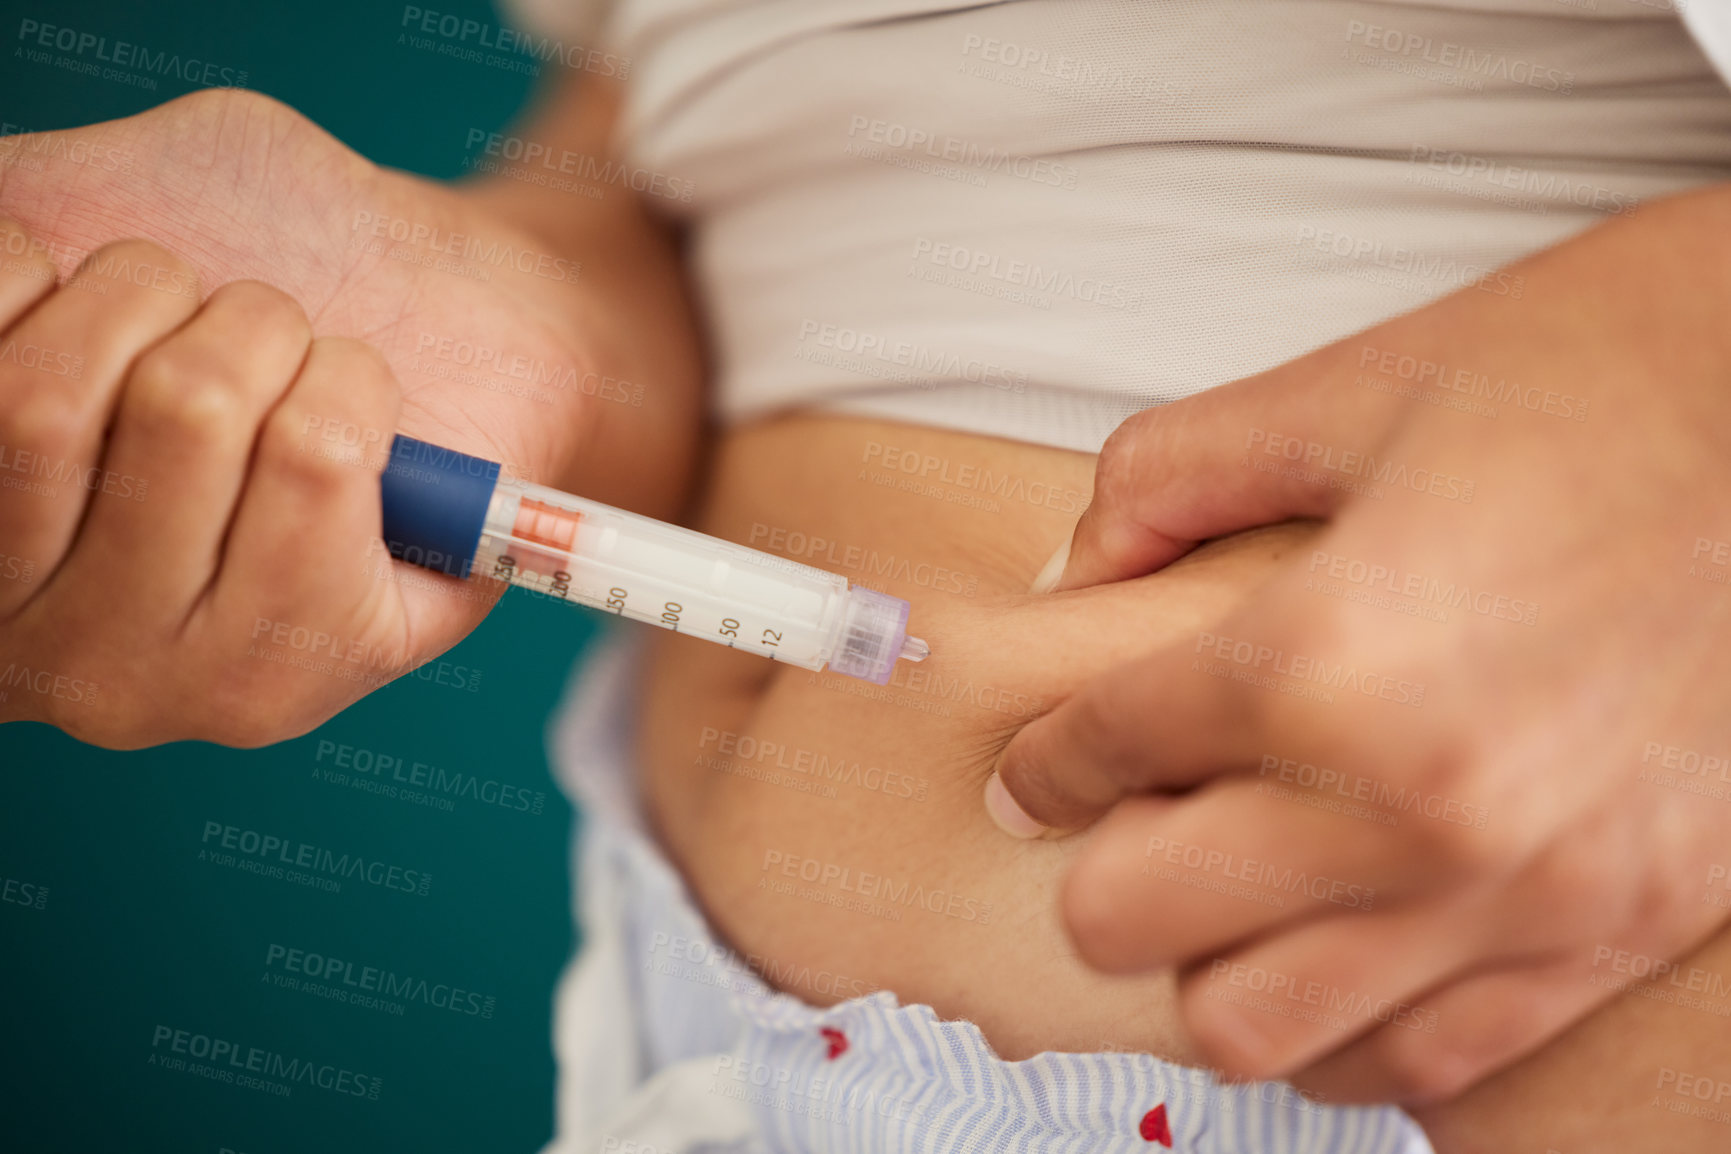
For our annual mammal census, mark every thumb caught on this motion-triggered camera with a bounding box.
[988,611,1280,833]
[1042,338,1405,593]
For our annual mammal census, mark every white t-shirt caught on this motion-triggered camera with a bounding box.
[507,0,1731,451]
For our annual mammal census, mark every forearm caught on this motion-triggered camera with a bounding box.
[455,75,707,518]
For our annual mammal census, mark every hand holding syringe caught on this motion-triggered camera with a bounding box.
[379,436,930,684]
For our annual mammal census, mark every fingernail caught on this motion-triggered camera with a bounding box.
[984,772,1048,839]
[1029,537,1072,594]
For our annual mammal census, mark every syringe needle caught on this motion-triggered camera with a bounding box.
[899,636,931,663]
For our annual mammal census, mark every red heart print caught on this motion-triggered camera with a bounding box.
[1140,1103,1172,1147]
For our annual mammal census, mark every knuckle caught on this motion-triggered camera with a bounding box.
[3,391,86,458]
[1094,412,1158,499]
[1408,727,1495,795]
[1384,986,1540,1104]
[1409,807,1517,881]
[40,688,151,752]
[1072,690,1148,794]
[287,338,401,451]
[198,675,299,749]
[259,417,350,496]
[210,710,292,750]
[175,86,301,134]
[310,336,398,392]
[203,280,311,344]
[0,218,58,286]
[1380,1035,1477,1103]
[205,708,281,749]
[1208,645,1283,735]
[1527,844,1629,939]
[73,237,199,298]
[1643,861,1706,930]
[1062,887,1119,965]
[1062,860,1140,971]
[1099,405,1181,489]
[995,740,1058,821]
[257,407,368,499]
[1407,752,1468,802]
[1393,747,1513,870]
[77,721,161,753]
[125,345,247,446]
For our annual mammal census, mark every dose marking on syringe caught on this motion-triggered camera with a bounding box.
[514,498,580,550]
[493,495,829,666]
[491,498,585,605]
[505,498,582,593]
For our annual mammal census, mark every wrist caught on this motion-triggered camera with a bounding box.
[447,76,635,261]
[450,174,574,259]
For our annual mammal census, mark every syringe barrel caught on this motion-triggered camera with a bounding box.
[378,435,914,684]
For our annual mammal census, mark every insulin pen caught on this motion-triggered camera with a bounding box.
[376,435,930,685]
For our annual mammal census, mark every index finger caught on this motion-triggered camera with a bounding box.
[1048,340,1400,593]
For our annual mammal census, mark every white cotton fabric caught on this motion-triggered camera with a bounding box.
[506,0,1731,451]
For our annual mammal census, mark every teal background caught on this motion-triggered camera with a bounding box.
[0,2,595,1151]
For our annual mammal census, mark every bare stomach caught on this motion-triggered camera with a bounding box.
[636,413,1731,1152]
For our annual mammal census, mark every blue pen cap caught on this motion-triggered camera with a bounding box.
[379,435,503,579]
